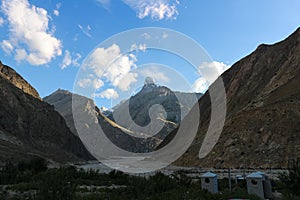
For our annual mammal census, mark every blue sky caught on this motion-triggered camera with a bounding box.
[0,0,300,108]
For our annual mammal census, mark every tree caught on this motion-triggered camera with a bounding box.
[278,158,300,198]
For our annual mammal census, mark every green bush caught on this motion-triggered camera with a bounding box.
[278,158,300,198]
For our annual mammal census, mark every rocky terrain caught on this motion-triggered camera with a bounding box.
[2,27,299,168]
[44,78,201,153]
[0,63,93,164]
[0,61,40,99]
[163,28,300,168]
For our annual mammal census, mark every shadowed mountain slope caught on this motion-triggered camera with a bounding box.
[160,28,300,168]
[0,63,93,164]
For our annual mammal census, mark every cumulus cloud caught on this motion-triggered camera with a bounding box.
[77,77,104,90]
[61,50,81,69]
[96,89,119,99]
[77,78,92,88]
[14,48,27,62]
[105,55,137,87]
[117,72,138,91]
[197,61,231,83]
[93,79,104,89]
[193,61,231,93]
[0,17,4,26]
[1,0,62,65]
[192,77,208,93]
[84,44,137,91]
[122,0,179,20]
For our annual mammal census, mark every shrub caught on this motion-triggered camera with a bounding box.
[278,158,300,198]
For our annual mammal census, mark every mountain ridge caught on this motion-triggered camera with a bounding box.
[0,61,40,99]
[160,27,300,168]
[0,64,94,164]
[45,79,202,153]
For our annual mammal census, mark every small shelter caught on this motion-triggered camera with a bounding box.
[200,172,218,194]
[246,171,273,199]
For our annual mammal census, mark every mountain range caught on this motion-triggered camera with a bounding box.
[0,28,299,168]
[44,77,201,153]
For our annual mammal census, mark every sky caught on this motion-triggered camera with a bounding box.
[0,0,300,108]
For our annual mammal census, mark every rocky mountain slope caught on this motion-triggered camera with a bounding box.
[164,28,300,168]
[0,61,40,99]
[0,63,93,164]
[44,78,201,153]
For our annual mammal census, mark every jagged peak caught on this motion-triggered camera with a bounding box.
[54,88,71,95]
[140,77,158,93]
[144,76,155,85]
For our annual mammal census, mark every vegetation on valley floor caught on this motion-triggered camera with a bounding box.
[0,158,299,200]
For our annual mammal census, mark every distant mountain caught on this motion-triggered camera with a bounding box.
[160,28,300,168]
[0,62,93,164]
[43,89,79,136]
[110,77,201,152]
[44,77,202,153]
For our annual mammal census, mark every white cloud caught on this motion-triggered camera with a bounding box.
[61,50,72,69]
[197,61,231,84]
[14,48,27,61]
[162,32,168,39]
[85,44,121,77]
[1,40,13,54]
[141,32,151,39]
[93,79,104,89]
[117,72,138,91]
[53,9,59,16]
[130,43,147,52]
[139,67,169,83]
[192,61,231,93]
[1,0,62,65]
[0,17,4,26]
[122,0,179,20]
[77,78,104,90]
[61,50,81,69]
[77,78,92,88]
[192,77,208,93]
[96,89,119,99]
[53,2,61,16]
[78,24,92,38]
[105,54,136,87]
[84,44,137,91]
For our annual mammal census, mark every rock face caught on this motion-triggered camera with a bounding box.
[112,78,202,128]
[44,89,78,136]
[44,79,201,153]
[165,28,300,168]
[0,63,93,164]
[0,61,40,99]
